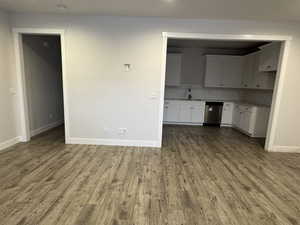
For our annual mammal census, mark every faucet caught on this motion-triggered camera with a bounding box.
[187,88,192,100]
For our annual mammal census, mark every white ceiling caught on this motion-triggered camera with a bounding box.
[1,0,300,21]
[168,39,270,50]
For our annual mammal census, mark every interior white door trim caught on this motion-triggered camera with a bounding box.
[13,28,70,143]
[159,32,292,151]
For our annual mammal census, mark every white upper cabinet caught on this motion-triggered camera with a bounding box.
[204,55,243,88]
[242,53,256,89]
[222,56,243,88]
[165,53,182,86]
[204,45,278,90]
[242,51,275,90]
[259,42,281,72]
[204,55,224,87]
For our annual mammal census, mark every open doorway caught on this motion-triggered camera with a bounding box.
[21,34,64,139]
[159,33,291,151]
[13,29,68,143]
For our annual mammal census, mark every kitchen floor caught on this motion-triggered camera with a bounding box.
[0,125,299,225]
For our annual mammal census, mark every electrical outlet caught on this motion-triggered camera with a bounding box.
[118,128,127,135]
[49,114,53,119]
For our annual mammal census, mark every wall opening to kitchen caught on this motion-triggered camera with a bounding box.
[160,34,288,151]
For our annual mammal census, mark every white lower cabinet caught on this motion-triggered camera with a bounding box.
[221,102,234,126]
[232,104,241,127]
[179,102,192,122]
[232,103,270,138]
[191,103,205,123]
[163,101,180,122]
[164,100,269,138]
[163,100,205,124]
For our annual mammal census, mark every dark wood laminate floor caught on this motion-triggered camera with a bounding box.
[0,125,300,225]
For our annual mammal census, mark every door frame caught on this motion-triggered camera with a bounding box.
[158,32,292,151]
[13,28,70,143]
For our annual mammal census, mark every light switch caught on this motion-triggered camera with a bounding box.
[124,64,131,72]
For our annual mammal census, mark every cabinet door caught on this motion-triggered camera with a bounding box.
[204,55,224,87]
[233,105,241,127]
[165,54,182,86]
[223,56,243,88]
[254,72,275,90]
[253,52,275,90]
[240,111,251,133]
[191,101,205,123]
[259,43,280,72]
[221,102,234,125]
[242,53,256,89]
[164,101,180,122]
[179,102,192,123]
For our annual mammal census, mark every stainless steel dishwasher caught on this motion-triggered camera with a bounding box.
[204,102,223,126]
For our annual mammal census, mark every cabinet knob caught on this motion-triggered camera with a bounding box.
[244,84,248,87]
[256,84,260,88]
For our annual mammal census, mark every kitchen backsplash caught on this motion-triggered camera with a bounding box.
[164,87,242,101]
[241,90,273,106]
[165,87,273,106]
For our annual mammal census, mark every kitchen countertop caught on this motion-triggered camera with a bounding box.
[164,98,271,107]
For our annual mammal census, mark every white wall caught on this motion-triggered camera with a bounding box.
[0,11,19,150]
[165,47,244,101]
[8,14,300,148]
[22,35,64,136]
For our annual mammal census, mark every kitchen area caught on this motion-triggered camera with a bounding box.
[163,39,281,139]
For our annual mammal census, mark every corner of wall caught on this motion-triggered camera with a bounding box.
[0,136,21,152]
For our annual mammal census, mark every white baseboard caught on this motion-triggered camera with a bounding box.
[163,122,203,126]
[271,145,300,153]
[221,124,233,127]
[67,137,160,148]
[0,136,21,152]
[31,120,63,137]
